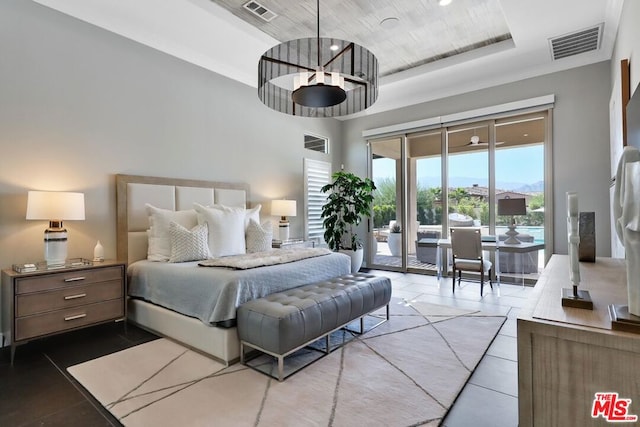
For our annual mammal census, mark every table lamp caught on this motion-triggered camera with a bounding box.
[271,199,297,242]
[26,191,85,266]
[497,197,527,244]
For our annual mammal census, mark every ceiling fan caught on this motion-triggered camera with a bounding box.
[467,135,504,146]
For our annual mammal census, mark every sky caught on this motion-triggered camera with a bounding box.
[373,145,544,188]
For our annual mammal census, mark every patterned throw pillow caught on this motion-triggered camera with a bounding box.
[168,221,210,263]
[245,220,273,253]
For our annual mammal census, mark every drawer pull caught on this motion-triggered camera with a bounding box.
[64,276,86,282]
[64,293,87,300]
[64,313,87,321]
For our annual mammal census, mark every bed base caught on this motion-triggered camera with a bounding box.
[127,299,239,366]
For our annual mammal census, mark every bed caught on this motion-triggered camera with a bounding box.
[116,174,350,364]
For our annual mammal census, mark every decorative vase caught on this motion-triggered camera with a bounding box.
[578,212,596,262]
[93,240,104,262]
[388,233,402,257]
[339,248,364,273]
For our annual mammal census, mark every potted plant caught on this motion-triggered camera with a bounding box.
[321,171,376,273]
[387,223,402,257]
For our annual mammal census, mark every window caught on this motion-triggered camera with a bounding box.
[304,134,329,153]
[304,158,331,244]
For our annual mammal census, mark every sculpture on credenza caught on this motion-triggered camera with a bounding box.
[610,146,640,330]
[561,192,593,309]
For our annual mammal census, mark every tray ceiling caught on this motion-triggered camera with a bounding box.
[211,0,512,77]
[31,0,625,116]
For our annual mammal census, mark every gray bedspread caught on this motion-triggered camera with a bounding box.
[127,252,351,325]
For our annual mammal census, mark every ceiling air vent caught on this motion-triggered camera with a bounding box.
[243,1,277,22]
[549,24,602,60]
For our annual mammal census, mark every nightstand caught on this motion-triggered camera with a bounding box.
[272,239,315,249]
[1,260,126,364]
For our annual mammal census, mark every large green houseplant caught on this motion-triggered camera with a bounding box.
[321,171,376,272]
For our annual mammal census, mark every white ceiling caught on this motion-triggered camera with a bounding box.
[32,0,624,118]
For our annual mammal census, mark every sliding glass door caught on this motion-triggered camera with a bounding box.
[494,112,546,280]
[367,111,548,281]
[369,137,405,271]
[446,122,491,232]
[407,129,444,273]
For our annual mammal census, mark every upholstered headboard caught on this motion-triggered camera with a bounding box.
[116,174,250,265]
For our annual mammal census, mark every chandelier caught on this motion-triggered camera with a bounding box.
[258,0,378,117]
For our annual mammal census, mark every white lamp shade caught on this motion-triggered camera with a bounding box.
[26,191,85,221]
[271,199,297,217]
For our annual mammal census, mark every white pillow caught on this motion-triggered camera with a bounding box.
[145,204,198,261]
[168,222,210,263]
[147,235,171,262]
[246,220,273,253]
[204,203,262,230]
[194,203,246,257]
[245,204,261,230]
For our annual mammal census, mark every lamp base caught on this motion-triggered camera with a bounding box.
[279,220,290,242]
[503,225,521,245]
[44,222,67,266]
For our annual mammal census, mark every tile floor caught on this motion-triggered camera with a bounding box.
[0,272,530,427]
[371,269,529,427]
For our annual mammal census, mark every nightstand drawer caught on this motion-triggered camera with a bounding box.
[16,266,123,294]
[16,280,123,317]
[15,299,124,341]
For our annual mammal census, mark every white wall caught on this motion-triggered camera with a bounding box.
[343,62,612,257]
[612,0,640,96]
[0,0,342,266]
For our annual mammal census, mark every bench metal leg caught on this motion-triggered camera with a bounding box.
[278,356,284,381]
[344,303,390,335]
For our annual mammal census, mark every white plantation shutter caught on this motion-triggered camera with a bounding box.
[304,158,331,245]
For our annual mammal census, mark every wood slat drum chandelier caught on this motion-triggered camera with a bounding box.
[258,0,378,117]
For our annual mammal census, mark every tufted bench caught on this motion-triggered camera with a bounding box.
[237,273,392,381]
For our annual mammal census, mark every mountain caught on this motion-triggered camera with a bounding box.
[417,176,543,192]
[513,181,544,192]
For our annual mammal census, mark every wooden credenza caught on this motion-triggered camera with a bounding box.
[518,255,640,426]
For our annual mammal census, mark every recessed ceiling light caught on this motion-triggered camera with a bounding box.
[439,0,452,6]
[524,133,529,137]
[380,17,400,29]
[330,44,339,51]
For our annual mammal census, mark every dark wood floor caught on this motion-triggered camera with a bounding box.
[0,323,158,427]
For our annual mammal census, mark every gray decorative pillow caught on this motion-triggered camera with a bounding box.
[168,221,210,263]
[245,220,273,253]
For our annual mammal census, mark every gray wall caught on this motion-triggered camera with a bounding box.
[0,0,342,265]
[3,0,636,268]
[342,61,612,257]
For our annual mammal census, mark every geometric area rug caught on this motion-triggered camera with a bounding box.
[67,299,505,427]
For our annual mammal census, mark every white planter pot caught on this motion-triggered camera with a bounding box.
[339,248,364,273]
[388,233,402,257]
